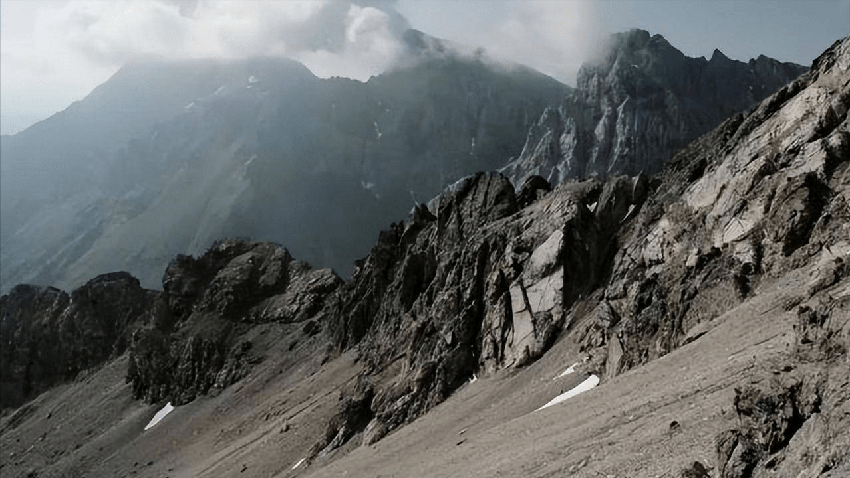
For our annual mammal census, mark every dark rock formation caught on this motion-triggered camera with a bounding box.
[126,240,342,405]
[316,169,647,450]
[311,377,376,459]
[0,240,343,411]
[501,29,808,187]
[0,272,159,410]
[713,292,849,478]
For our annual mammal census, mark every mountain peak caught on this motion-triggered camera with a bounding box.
[710,48,731,62]
[511,31,808,187]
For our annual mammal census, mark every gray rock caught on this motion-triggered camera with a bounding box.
[501,29,808,187]
[0,272,160,410]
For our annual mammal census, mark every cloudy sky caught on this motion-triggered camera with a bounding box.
[2,0,848,134]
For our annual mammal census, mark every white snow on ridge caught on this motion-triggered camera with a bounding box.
[291,458,306,470]
[184,101,195,110]
[536,374,600,411]
[144,402,174,430]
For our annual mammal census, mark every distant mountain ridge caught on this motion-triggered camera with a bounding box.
[0,29,807,295]
[501,29,808,187]
[0,32,567,292]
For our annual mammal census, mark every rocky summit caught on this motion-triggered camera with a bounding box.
[501,29,808,187]
[1,34,848,478]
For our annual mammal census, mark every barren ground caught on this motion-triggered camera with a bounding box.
[4,263,844,478]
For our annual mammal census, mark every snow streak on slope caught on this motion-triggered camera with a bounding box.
[144,402,174,430]
[537,374,600,411]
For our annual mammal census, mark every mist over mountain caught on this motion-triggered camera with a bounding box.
[501,29,808,186]
[0,30,566,292]
[0,28,808,297]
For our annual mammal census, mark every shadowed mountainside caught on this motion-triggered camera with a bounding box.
[1,30,807,298]
[0,31,567,293]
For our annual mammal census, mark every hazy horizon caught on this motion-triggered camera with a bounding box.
[2,0,848,135]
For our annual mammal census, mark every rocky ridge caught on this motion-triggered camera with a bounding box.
[311,33,849,468]
[501,29,808,187]
[0,34,847,478]
[0,273,158,410]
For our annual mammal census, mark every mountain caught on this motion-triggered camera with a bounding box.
[501,29,808,187]
[1,34,847,478]
[0,31,568,293]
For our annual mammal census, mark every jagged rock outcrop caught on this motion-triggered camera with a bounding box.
[578,34,849,379]
[316,169,648,450]
[0,272,160,410]
[501,29,808,187]
[126,240,342,404]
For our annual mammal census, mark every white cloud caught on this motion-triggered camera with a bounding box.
[486,0,606,84]
[298,4,404,80]
[1,0,407,120]
[33,0,401,66]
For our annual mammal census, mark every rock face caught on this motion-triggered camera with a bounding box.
[315,168,648,450]
[0,240,342,412]
[126,240,342,404]
[713,293,850,478]
[0,273,159,410]
[501,29,808,187]
[588,34,849,378]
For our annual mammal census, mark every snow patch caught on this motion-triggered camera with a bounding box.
[214,85,226,95]
[248,75,259,84]
[291,458,306,470]
[144,402,174,430]
[374,121,382,139]
[537,374,599,411]
[184,101,195,110]
[553,362,579,380]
